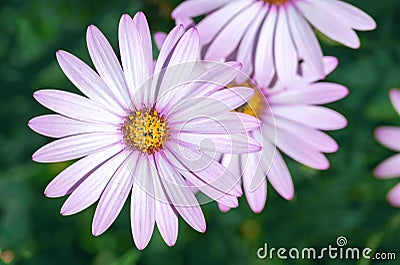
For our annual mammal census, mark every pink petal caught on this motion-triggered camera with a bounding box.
[221,153,242,180]
[241,153,267,213]
[268,82,348,105]
[156,153,206,232]
[286,3,324,80]
[44,144,122,197]
[157,61,242,112]
[132,12,154,106]
[375,126,400,152]
[155,200,178,246]
[255,4,277,87]
[268,125,330,170]
[172,0,233,20]
[271,105,347,131]
[118,14,145,107]
[92,153,138,236]
[272,118,338,153]
[154,32,167,51]
[265,148,294,200]
[387,183,400,207]
[167,96,231,125]
[32,132,122,163]
[218,203,232,212]
[301,56,339,82]
[311,0,376,31]
[60,152,126,215]
[182,170,239,208]
[236,5,268,83]
[251,129,294,200]
[205,1,263,60]
[29,114,117,138]
[374,154,400,179]
[173,132,261,154]
[295,0,360,48]
[155,28,200,110]
[154,25,185,75]
[33,89,122,125]
[389,89,400,116]
[274,6,298,83]
[56,50,124,113]
[196,0,252,46]
[175,112,261,135]
[131,156,156,250]
[208,86,255,110]
[86,25,130,107]
[165,145,242,196]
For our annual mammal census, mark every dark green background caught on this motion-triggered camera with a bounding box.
[1,0,399,264]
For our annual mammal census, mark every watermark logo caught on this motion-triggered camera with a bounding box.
[257,236,396,261]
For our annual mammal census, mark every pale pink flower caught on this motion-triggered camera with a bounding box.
[218,56,348,213]
[172,0,376,87]
[374,89,400,207]
[29,12,261,249]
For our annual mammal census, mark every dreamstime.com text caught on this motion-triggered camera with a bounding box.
[257,236,396,261]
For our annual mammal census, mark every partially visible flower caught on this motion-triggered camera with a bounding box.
[172,0,376,87]
[374,89,400,207]
[29,12,261,249]
[218,56,348,213]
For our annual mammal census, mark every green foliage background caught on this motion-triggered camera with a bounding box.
[0,0,400,264]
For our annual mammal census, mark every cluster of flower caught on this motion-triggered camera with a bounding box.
[29,0,398,250]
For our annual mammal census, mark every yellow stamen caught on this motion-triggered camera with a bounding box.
[122,108,169,154]
[232,82,266,119]
[264,0,290,5]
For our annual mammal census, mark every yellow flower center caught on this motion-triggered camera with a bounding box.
[122,108,169,154]
[232,83,266,120]
[264,0,290,5]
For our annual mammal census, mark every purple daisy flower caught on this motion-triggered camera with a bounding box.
[218,56,348,213]
[374,89,400,207]
[172,0,376,87]
[29,12,262,249]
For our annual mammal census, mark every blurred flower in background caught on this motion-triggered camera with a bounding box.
[219,56,348,213]
[172,0,376,87]
[375,89,400,207]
